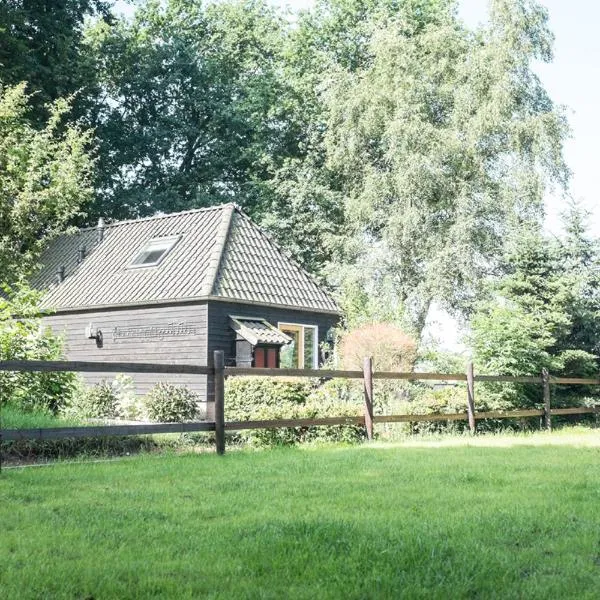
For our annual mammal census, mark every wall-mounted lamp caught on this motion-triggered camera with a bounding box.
[85,323,103,348]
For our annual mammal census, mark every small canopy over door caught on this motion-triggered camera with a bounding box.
[229,316,292,368]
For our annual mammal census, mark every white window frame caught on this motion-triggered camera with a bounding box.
[129,235,180,269]
[277,322,319,369]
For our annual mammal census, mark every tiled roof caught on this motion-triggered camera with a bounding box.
[214,210,338,311]
[32,204,339,314]
[229,317,292,346]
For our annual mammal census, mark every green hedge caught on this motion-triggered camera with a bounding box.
[144,383,201,423]
[225,377,365,447]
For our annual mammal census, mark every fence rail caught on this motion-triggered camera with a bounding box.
[0,360,211,376]
[1,355,599,454]
[2,422,215,441]
[1,359,598,384]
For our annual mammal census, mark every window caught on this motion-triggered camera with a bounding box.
[278,323,318,369]
[129,235,180,268]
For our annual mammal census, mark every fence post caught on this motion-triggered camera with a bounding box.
[363,356,374,441]
[466,361,476,434]
[214,350,225,455]
[542,368,551,431]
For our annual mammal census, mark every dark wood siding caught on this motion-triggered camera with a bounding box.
[42,303,208,402]
[41,300,338,419]
[206,300,339,400]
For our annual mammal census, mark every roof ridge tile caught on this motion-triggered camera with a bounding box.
[203,204,235,297]
[74,204,235,233]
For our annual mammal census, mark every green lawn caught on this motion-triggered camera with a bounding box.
[0,403,80,429]
[1,430,600,599]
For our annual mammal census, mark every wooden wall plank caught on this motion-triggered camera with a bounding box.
[41,303,209,398]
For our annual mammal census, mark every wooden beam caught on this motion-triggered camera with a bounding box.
[475,375,541,383]
[1,422,215,441]
[542,368,551,431]
[363,357,374,441]
[224,367,364,379]
[0,360,211,375]
[552,377,600,385]
[0,360,573,385]
[373,409,545,424]
[373,413,469,423]
[373,372,467,381]
[214,351,226,455]
[473,409,544,419]
[6,406,591,441]
[550,407,598,416]
[466,362,476,434]
[225,417,364,430]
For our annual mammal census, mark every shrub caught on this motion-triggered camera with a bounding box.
[2,435,160,463]
[1,401,80,429]
[0,288,76,414]
[225,377,365,446]
[392,385,470,435]
[66,381,119,420]
[112,374,144,420]
[144,383,199,423]
[338,323,417,372]
[556,349,599,377]
[304,382,365,443]
[384,384,553,436]
[416,348,467,374]
[225,377,312,446]
[226,377,313,415]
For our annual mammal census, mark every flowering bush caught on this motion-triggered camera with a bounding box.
[66,381,119,420]
[112,374,143,420]
[338,323,417,372]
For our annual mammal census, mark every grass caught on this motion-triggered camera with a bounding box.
[0,403,172,463]
[1,429,600,599]
[0,403,80,429]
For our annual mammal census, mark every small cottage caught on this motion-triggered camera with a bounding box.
[32,204,340,411]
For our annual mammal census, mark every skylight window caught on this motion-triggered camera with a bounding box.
[129,235,180,268]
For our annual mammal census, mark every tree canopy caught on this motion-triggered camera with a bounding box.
[0,0,110,125]
[470,203,600,405]
[0,0,584,353]
[0,83,95,286]
[322,0,569,332]
[83,1,292,220]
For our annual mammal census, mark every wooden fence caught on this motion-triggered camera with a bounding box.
[1,351,599,455]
